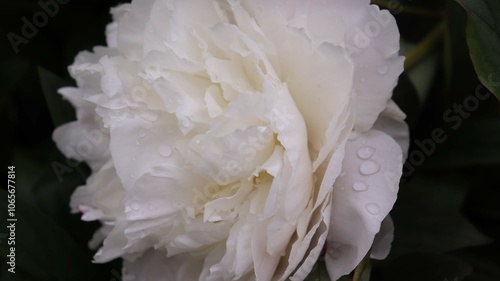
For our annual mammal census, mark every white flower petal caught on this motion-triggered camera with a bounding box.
[335,0,405,132]
[372,99,409,159]
[325,129,404,280]
[122,249,204,281]
[370,215,394,260]
[56,0,408,279]
[52,114,110,172]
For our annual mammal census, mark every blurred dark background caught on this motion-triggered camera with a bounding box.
[1,0,499,280]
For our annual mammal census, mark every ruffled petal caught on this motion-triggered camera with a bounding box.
[370,215,394,260]
[325,129,404,280]
[372,99,409,159]
[122,249,205,281]
[52,111,110,172]
[337,0,404,132]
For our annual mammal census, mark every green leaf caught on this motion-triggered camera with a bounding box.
[352,251,371,281]
[372,252,472,281]
[304,260,332,281]
[450,243,500,281]
[390,172,491,258]
[462,168,500,239]
[455,0,500,99]
[0,189,98,281]
[425,118,500,168]
[38,67,75,127]
[0,58,31,109]
[393,70,421,130]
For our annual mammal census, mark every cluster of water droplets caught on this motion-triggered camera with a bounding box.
[347,132,384,216]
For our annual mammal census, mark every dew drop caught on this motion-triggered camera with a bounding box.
[132,157,137,162]
[139,130,146,138]
[353,181,369,192]
[357,146,375,159]
[158,144,172,157]
[377,65,388,75]
[131,200,140,211]
[135,139,140,146]
[360,160,380,175]
[366,203,380,215]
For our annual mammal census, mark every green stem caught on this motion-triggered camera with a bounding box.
[371,0,443,18]
[404,20,446,71]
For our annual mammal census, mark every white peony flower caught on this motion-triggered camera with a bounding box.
[53,0,408,280]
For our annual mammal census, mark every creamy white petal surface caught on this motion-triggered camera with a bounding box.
[53,0,408,280]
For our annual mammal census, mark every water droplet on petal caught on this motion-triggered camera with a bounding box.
[360,160,380,175]
[132,157,137,162]
[357,146,375,159]
[158,144,172,157]
[377,65,388,75]
[366,203,380,215]
[139,130,146,138]
[135,139,140,146]
[131,200,140,211]
[353,181,369,191]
